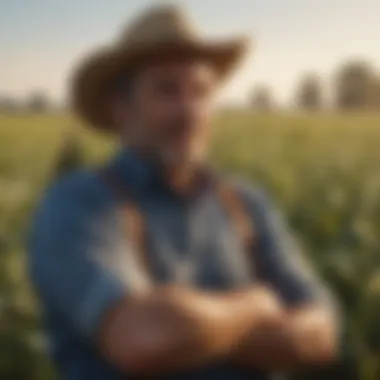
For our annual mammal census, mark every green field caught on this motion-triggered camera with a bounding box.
[1,112,380,379]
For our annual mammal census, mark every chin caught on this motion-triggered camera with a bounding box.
[159,148,204,168]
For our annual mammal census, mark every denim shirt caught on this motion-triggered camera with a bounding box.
[28,149,333,380]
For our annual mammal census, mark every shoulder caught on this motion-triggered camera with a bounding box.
[34,169,114,227]
[223,176,284,233]
[44,169,111,207]
[227,176,271,211]
[29,169,120,259]
[48,169,107,202]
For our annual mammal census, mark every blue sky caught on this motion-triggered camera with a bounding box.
[1,0,379,104]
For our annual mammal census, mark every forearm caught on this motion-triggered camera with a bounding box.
[138,285,286,374]
[99,285,280,375]
[122,286,237,373]
[231,315,300,370]
[231,306,339,371]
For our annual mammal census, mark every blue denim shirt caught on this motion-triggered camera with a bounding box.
[28,149,333,380]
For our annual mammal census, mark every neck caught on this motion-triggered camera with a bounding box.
[164,163,199,195]
[128,146,207,196]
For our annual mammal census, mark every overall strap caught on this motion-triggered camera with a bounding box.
[98,167,258,279]
[98,168,152,276]
[217,180,259,277]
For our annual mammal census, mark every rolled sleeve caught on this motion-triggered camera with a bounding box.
[28,172,131,339]
[75,271,125,338]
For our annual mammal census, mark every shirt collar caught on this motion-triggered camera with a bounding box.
[108,148,218,200]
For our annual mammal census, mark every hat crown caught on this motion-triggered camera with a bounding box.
[118,5,199,47]
[73,4,250,130]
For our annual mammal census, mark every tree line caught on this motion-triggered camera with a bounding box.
[252,60,380,111]
[1,59,380,114]
[0,92,54,113]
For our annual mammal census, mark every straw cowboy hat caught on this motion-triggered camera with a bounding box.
[71,4,251,131]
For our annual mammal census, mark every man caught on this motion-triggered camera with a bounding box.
[29,4,339,380]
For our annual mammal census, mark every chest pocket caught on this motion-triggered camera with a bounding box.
[98,168,261,286]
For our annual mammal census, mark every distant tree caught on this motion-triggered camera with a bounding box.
[335,61,376,110]
[250,86,275,111]
[0,96,20,113]
[370,79,380,110]
[295,74,324,110]
[26,92,50,113]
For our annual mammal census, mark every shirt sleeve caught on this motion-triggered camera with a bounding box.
[28,172,147,339]
[240,184,335,309]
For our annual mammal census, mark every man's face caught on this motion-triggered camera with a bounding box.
[112,60,218,166]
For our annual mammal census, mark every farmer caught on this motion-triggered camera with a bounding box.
[29,4,339,380]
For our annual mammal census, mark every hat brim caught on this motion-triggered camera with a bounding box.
[71,38,251,132]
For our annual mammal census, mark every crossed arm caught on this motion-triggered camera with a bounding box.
[98,284,338,375]
[97,188,339,375]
